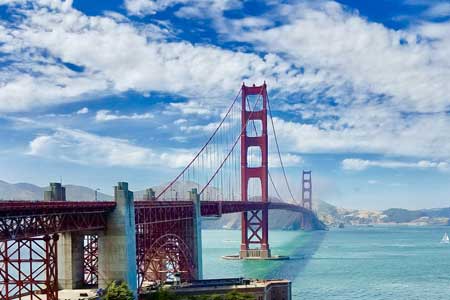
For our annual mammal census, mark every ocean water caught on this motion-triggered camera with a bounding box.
[202,226,450,300]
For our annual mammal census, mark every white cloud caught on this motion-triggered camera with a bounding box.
[76,107,89,114]
[0,1,301,113]
[180,122,224,133]
[124,0,241,18]
[246,151,303,168]
[3,0,450,165]
[271,109,450,160]
[95,110,153,122]
[423,2,450,18]
[0,73,109,113]
[231,2,450,113]
[169,101,215,116]
[269,153,304,168]
[27,128,193,168]
[368,180,378,185]
[174,118,187,125]
[125,0,188,16]
[342,158,449,171]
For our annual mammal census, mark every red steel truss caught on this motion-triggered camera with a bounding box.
[0,198,322,298]
[0,201,115,241]
[83,234,99,286]
[200,201,309,216]
[134,199,318,290]
[0,234,58,300]
[134,201,196,290]
[240,83,270,254]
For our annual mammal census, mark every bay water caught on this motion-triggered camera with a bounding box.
[202,226,450,300]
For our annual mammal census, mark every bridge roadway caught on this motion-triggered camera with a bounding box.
[0,199,318,241]
[0,195,323,300]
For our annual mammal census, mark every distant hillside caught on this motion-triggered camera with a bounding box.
[0,179,448,228]
[0,180,112,201]
[318,205,450,227]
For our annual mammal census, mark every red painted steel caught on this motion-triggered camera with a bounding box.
[0,81,326,297]
[134,201,196,291]
[83,234,99,286]
[302,171,312,210]
[0,201,115,241]
[0,201,116,215]
[0,234,58,300]
[240,83,270,254]
[0,198,320,297]
[200,201,311,216]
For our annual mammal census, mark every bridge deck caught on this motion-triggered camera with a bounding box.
[0,200,318,241]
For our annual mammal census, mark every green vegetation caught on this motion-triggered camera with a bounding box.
[383,208,425,223]
[143,289,255,300]
[101,281,135,300]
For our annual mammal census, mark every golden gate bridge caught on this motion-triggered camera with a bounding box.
[0,83,325,300]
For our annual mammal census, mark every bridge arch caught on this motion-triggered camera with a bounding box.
[138,233,195,289]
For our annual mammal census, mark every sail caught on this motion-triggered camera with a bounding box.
[441,232,449,244]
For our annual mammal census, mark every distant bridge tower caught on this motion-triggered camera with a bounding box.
[302,170,312,210]
[240,83,270,259]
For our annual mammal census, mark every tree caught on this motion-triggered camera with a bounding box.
[102,281,134,300]
[142,289,178,300]
[224,291,255,300]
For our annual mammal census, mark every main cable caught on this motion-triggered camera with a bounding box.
[267,94,296,203]
[156,88,242,200]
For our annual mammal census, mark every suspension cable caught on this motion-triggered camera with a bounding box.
[267,94,296,203]
[245,96,283,202]
[199,87,264,196]
[156,87,242,200]
[268,171,283,201]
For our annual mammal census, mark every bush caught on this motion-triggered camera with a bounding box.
[101,281,135,300]
[224,291,255,300]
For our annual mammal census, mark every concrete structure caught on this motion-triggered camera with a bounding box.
[0,84,326,300]
[190,188,203,280]
[58,233,85,289]
[48,182,84,290]
[57,289,97,300]
[158,278,291,300]
[44,182,66,201]
[98,182,138,297]
[142,188,155,201]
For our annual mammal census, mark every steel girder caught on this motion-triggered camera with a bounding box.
[0,234,58,300]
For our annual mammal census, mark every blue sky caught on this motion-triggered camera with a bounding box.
[1,0,450,210]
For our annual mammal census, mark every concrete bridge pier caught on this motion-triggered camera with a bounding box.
[190,188,203,280]
[300,213,313,231]
[57,232,85,289]
[98,182,138,296]
[51,182,85,290]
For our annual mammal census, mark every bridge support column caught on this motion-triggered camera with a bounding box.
[240,83,271,259]
[300,213,313,231]
[57,232,84,289]
[190,188,203,280]
[98,182,137,297]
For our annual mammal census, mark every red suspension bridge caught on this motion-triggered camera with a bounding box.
[0,83,324,300]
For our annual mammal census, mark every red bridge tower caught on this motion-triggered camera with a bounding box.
[240,83,270,259]
[302,170,312,210]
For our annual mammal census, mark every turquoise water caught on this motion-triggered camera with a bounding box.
[202,226,450,300]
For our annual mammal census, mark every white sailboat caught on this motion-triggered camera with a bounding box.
[441,232,449,244]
